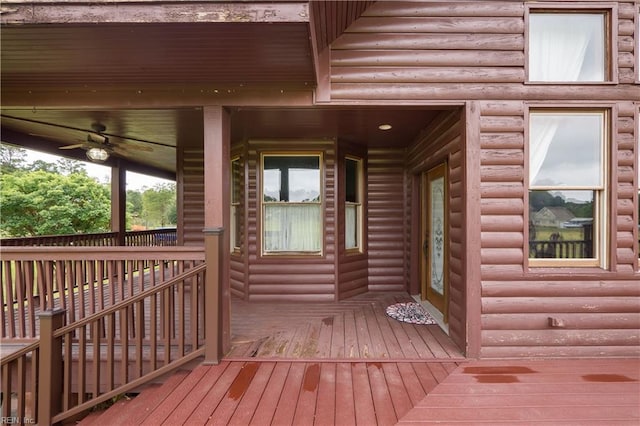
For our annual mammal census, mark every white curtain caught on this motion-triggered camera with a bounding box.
[529,114,561,185]
[529,14,595,82]
[264,204,321,252]
[345,204,358,249]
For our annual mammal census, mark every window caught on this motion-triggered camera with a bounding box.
[528,110,607,266]
[529,11,607,82]
[231,157,241,251]
[262,154,322,254]
[345,157,362,251]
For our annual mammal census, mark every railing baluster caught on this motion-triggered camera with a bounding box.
[78,324,87,404]
[15,261,26,337]
[150,291,157,371]
[1,362,11,417]
[120,306,129,386]
[0,261,8,338]
[25,261,36,337]
[92,319,101,401]
[107,312,115,391]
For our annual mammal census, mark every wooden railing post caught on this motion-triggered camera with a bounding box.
[38,309,66,425]
[203,227,223,364]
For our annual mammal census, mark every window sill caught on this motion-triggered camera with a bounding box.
[524,80,617,85]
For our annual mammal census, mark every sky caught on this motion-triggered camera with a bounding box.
[22,148,173,191]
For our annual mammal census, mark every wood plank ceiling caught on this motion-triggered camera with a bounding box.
[0,1,446,178]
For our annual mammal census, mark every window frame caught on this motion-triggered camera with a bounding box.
[525,3,618,84]
[230,156,241,253]
[636,105,640,269]
[526,107,610,269]
[260,152,324,256]
[345,156,363,253]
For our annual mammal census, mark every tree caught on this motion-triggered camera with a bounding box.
[0,143,28,173]
[141,183,176,228]
[126,189,144,229]
[1,170,111,237]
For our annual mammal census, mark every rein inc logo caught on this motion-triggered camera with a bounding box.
[1,418,35,424]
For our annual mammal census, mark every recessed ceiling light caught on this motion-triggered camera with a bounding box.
[378,124,392,130]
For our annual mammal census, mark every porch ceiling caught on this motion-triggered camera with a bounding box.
[1,107,444,177]
[0,2,446,178]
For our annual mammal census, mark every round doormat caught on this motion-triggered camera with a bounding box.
[386,302,437,325]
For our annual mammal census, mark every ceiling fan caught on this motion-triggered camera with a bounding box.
[59,123,152,162]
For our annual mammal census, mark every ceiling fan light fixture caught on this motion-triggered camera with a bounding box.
[86,147,109,162]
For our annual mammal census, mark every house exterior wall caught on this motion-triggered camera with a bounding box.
[228,139,339,302]
[366,148,408,293]
[405,109,467,352]
[178,147,205,246]
[327,0,640,357]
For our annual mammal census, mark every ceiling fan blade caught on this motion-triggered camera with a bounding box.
[59,143,85,150]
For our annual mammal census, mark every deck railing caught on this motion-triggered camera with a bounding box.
[1,262,206,425]
[0,228,177,247]
[1,247,202,339]
[529,239,593,259]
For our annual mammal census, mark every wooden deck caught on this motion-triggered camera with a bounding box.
[227,292,463,360]
[80,360,461,425]
[77,294,639,425]
[398,358,640,425]
[81,358,640,425]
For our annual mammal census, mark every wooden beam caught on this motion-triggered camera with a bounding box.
[1,2,309,25]
[0,88,315,110]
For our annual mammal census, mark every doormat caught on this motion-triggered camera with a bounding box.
[386,302,437,325]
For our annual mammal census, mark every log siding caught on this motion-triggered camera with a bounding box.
[328,1,640,357]
[244,140,337,302]
[406,109,467,353]
[178,147,205,246]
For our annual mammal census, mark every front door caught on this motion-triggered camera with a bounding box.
[421,163,448,318]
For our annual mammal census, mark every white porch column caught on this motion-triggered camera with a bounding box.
[202,106,231,364]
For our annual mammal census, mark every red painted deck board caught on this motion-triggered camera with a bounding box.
[77,294,638,426]
[83,358,639,425]
[227,292,463,361]
[228,362,277,426]
[398,358,640,425]
[249,362,291,426]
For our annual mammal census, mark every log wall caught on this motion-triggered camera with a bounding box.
[328,1,640,357]
[336,142,369,300]
[178,147,205,246]
[406,109,467,352]
[243,140,337,302]
[366,148,407,293]
[230,143,248,299]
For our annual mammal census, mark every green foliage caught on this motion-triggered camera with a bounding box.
[1,170,111,237]
[1,143,28,173]
[141,183,176,228]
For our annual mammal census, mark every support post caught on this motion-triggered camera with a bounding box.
[111,163,127,246]
[203,227,223,364]
[38,309,66,425]
[202,106,231,363]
